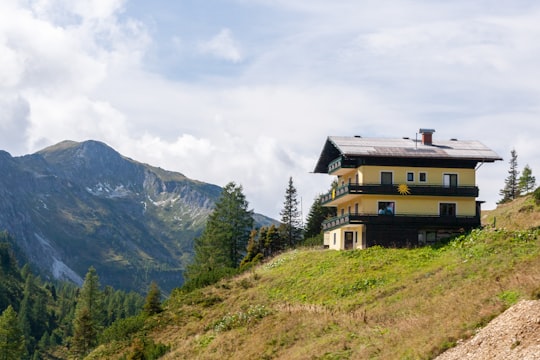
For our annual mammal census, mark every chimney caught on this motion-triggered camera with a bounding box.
[419,128,435,145]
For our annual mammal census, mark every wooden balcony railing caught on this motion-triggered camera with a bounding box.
[322,213,480,231]
[328,157,357,174]
[321,183,479,205]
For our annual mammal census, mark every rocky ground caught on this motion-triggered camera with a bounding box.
[435,300,540,360]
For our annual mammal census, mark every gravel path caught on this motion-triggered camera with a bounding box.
[435,300,540,360]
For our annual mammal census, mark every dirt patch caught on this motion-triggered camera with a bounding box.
[436,300,540,360]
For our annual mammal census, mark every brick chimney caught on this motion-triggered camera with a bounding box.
[419,128,435,145]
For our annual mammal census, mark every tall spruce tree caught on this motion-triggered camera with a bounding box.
[304,194,337,239]
[518,164,536,195]
[499,149,520,204]
[71,266,104,357]
[279,177,303,247]
[186,182,253,283]
[0,305,25,360]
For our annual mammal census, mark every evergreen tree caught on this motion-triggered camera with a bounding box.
[264,224,282,256]
[0,305,25,360]
[304,195,337,239]
[71,267,104,357]
[71,307,96,358]
[499,149,520,203]
[143,282,162,316]
[279,177,303,247]
[186,182,254,283]
[518,164,536,195]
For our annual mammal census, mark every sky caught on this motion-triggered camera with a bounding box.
[1,0,539,220]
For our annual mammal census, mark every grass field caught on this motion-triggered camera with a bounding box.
[89,195,540,360]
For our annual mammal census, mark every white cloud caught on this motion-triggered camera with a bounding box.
[198,28,243,63]
[0,0,539,219]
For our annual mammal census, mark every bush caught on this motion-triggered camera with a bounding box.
[533,187,540,205]
[126,337,169,360]
[99,315,146,344]
[181,267,237,292]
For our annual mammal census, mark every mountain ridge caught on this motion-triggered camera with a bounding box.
[0,140,276,293]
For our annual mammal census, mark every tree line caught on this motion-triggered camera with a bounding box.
[0,232,166,359]
[183,177,335,291]
[499,149,537,204]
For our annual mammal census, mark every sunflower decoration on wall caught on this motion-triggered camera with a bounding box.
[397,184,411,195]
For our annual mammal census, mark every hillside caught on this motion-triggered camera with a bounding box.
[88,195,540,359]
[0,140,275,294]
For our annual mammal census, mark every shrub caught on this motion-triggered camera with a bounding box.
[534,187,540,205]
[99,315,146,344]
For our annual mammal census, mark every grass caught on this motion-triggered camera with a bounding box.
[88,196,540,360]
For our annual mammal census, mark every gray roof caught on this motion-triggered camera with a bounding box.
[313,136,502,173]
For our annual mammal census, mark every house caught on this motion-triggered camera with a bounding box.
[313,129,502,250]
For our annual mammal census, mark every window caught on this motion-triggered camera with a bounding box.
[407,172,414,182]
[354,203,359,214]
[333,233,336,245]
[419,172,427,182]
[378,201,395,215]
[440,203,456,217]
[381,172,393,185]
[443,174,458,188]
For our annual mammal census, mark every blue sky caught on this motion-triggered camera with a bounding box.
[1,0,539,219]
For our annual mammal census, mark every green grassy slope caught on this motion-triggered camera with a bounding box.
[89,196,540,360]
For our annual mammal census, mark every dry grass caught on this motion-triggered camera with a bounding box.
[482,195,540,230]
[89,196,540,360]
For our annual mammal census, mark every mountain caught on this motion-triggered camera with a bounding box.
[0,140,276,293]
[88,194,540,359]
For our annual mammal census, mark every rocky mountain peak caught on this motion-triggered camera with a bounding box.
[0,140,275,293]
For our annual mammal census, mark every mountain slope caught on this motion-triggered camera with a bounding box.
[88,195,540,359]
[0,140,273,293]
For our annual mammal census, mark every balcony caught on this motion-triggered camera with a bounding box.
[322,213,480,231]
[321,183,479,205]
[328,157,357,175]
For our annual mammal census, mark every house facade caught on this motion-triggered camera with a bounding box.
[313,129,501,250]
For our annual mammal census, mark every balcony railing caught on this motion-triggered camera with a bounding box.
[321,183,479,205]
[328,157,357,174]
[322,213,480,231]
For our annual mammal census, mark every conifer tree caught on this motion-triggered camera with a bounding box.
[0,305,25,360]
[499,149,520,203]
[279,177,303,247]
[518,164,536,195]
[143,281,163,316]
[304,195,337,239]
[264,224,282,256]
[71,267,104,357]
[186,182,254,283]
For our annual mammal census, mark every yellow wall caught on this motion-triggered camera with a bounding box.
[336,195,476,216]
[325,225,366,250]
[332,164,478,216]
[359,165,476,186]
[338,166,476,186]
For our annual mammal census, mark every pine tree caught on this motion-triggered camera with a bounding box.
[71,267,104,357]
[518,164,536,195]
[143,281,162,316]
[304,195,337,239]
[186,182,254,283]
[499,149,520,203]
[0,305,25,360]
[279,177,303,247]
[264,224,282,256]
